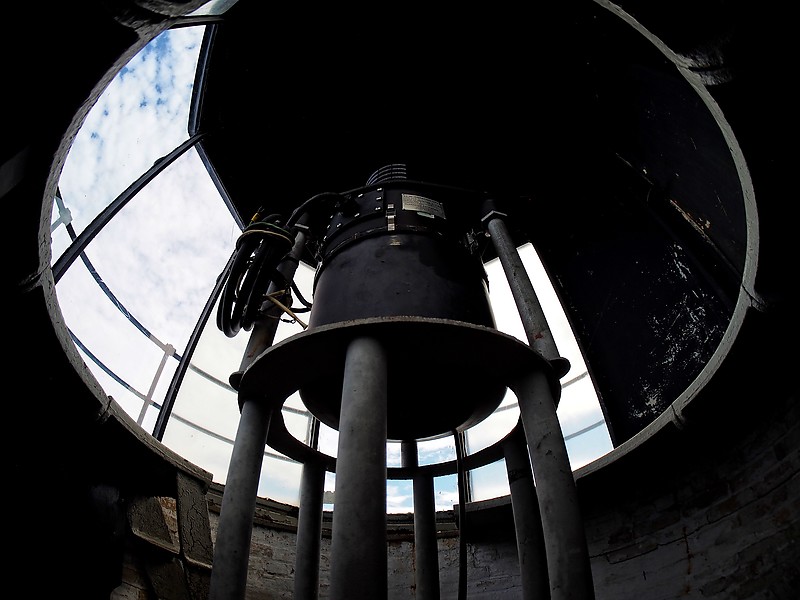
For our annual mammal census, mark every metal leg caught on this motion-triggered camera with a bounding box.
[503,422,550,600]
[511,369,595,600]
[328,336,388,600]
[402,441,441,600]
[485,215,560,362]
[209,399,272,600]
[294,459,326,600]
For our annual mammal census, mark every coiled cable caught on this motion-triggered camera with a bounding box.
[216,213,295,337]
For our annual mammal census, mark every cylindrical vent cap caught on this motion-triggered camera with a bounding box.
[366,163,408,186]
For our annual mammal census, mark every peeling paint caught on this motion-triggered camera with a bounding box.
[634,243,723,417]
[669,198,713,243]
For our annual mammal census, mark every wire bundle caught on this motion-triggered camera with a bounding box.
[216,214,296,338]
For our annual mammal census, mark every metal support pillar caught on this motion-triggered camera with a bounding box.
[328,337,388,600]
[487,206,587,595]
[503,423,550,600]
[294,459,326,600]
[208,399,273,600]
[402,441,441,600]
[511,369,595,600]
[485,214,560,362]
[209,230,307,599]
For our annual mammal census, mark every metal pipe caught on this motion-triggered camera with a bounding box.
[503,422,550,600]
[294,459,326,600]
[454,431,468,600]
[485,215,560,362]
[402,441,441,600]
[511,369,595,600]
[328,336,388,600]
[208,399,273,600]
[209,229,309,598]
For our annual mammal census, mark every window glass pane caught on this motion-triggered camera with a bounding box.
[318,422,339,458]
[187,296,250,384]
[159,290,245,485]
[161,365,241,460]
[560,375,614,469]
[257,455,302,506]
[433,474,459,512]
[323,471,336,511]
[163,417,236,487]
[57,260,179,423]
[284,391,306,411]
[387,480,414,514]
[71,340,164,432]
[172,366,240,440]
[56,148,238,430]
[272,262,315,344]
[417,435,456,466]
[469,460,510,503]
[71,149,234,353]
[283,409,312,444]
[55,27,203,250]
[387,441,402,468]
[465,393,519,455]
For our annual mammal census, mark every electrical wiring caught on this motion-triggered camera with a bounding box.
[264,291,308,329]
[289,278,313,312]
[216,213,296,337]
[217,190,343,338]
[285,191,345,228]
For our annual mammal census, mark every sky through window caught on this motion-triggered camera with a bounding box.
[53,22,613,513]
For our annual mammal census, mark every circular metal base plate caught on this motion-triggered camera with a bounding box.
[238,316,560,441]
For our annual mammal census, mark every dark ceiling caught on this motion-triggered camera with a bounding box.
[191,1,757,445]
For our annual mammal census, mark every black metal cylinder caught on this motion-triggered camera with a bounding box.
[308,183,494,329]
[299,172,505,441]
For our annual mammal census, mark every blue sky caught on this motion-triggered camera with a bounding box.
[52,23,612,512]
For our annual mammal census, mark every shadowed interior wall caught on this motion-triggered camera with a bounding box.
[113,379,797,600]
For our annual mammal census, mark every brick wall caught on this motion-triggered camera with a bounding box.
[115,392,797,599]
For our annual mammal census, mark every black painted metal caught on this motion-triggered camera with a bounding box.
[307,183,493,329]
[191,1,749,446]
[241,318,517,441]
